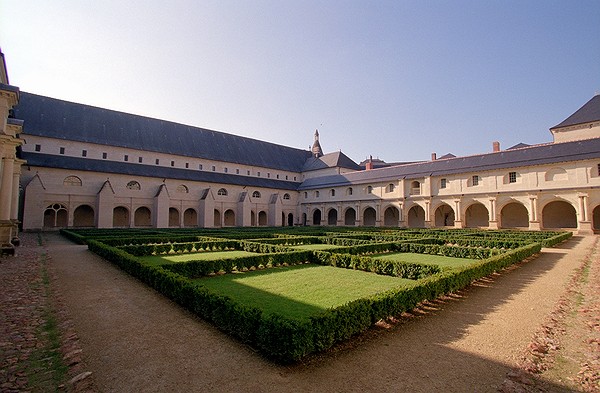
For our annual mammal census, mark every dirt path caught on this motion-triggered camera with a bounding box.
[43,234,594,392]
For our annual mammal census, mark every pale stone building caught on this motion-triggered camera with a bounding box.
[2,47,600,249]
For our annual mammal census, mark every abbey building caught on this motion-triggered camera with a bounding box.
[1,48,600,252]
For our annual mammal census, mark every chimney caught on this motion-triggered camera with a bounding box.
[365,155,374,171]
[431,152,437,161]
[493,141,500,152]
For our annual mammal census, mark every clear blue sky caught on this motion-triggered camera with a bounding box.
[1,0,599,163]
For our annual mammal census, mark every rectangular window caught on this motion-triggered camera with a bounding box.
[509,172,517,183]
[267,173,270,178]
[236,169,240,174]
[171,160,175,167]
[276,174,279,179]
[185,162,189,168]
[257,172,261,177]
[138,157,143,163]
[82,150,87,157]
[247,170,251,175]
[155,159,160,165]
[199,164,203,170]
[35,144,41,152]
[597,163,600,177]
[102,152,107,159]
[224,168,228,173]
[124,154,129,161]
[440,178,447,189]
[211,166,216,171]
[294,176,297,181]
[285,175,288,180]
[472,175,479,186]
[60,147,66,155]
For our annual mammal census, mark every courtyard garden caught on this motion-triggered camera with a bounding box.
[61,227,572,364]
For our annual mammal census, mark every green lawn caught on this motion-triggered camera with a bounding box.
[195,264,414,320]
[372,252,477,270]
[290,244,344,251]
[139,250,260,266]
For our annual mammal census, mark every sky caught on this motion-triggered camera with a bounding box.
[1,1,599,164]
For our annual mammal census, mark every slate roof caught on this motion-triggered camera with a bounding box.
[302,151,361,172]
[22,152,301,191]
[506,143,531,150]
[14,92,313,172]
[298,138,600,190]
[551,94,600,129]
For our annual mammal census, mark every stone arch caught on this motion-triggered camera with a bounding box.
[465,203,489,228]
[500,202,529,228]
[63,175,82,186]
[545,167,568,182]
[169,207,180,227]
[134,206,152,227]
[258,211,267,226]
[433,203,455,227]
[224,209,236,226]
[593,205,600,231]
[183,208,197,227]
[327,208,338,225]
[287,213,294,227]
[73,204,95,227]
[312,209,322,226]
[363,207,377,226]
[344,207,356,226]
[113,206,130,228]
[407,205,425,228]
[213,209,221,227]
[43,203,68,228]
[542,200,577,229]
[383,206,399,227]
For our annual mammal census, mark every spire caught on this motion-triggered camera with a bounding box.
[311,129,323,157]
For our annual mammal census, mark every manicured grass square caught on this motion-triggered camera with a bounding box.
[372,252,477,270]
[195,264,414,320]
[139,250,260,266]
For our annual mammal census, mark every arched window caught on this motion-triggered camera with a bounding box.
[388,183,395,192]
[367,186,373,194]
[63,176,82,186]
[330,189,335,197]
[217,188,228,196]
[126,181,141,190]
[252,191,261,198]
[315,191,320,198]
[177,184,189,193]
[283,193,290,200]
[410,181,420,195]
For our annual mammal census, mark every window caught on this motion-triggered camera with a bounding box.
[294,176,297,181]
[267,173,270,178]
[330,189,336,197]
[285,175,288,180]
[472,175,480,186]
[185,162,189,168]
[217,188,227,196]
[35,144,41,152]
[102,152,107,159]
[410,181,421,195]
[60,147,66,155]
[283,193,290,200]
[82,150,87,157]
[247,170,251,175]
[236,169,240,174]
[126,181,141,190]
[508,171,517,183]
[211,166,216,172]
[315,191,320,198]
[155,159,160,165]
[440,178,447,189]
[138,157,143,163]
[199,164,203,170]
[367,186,373,194]
[171,160,175,167]
[597,163,600,177]
[63,176,82,186]
[252,191,261,198]
[224,168,228,173]
[388,183,395,192]
[304,192,308,198]
[276,174,279,179]
[177,184,189,193]
[347,187,353,196]
[124,155,129,162]
[257,172,261,177]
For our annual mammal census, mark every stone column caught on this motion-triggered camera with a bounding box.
[0,155,15,220]
[424,200,431,228]
[453,199,463,228]
[488,197,498,229]
[10,161,22,220]
[578,193,592,234]
[528,195,541,230]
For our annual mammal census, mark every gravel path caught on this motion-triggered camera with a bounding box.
[6,233,596,392]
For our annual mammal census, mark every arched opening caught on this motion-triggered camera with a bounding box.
[407,205,425,228]
[302,213,307,226]
[434,204,455,227]
[500,202,529,228]
[43,204,68,228]
[344,208,356,226]
[258,211,267,226]
[593,206,600,231]
[183,208,197,227]
[251,211,256,226]
[213,209,221,227]
[465,203,489,228]
[281,212,286,226]
[363,207,376,226]
[383,206,399,227]
[327,209,338,226]
[73,205,94,227]
[287,213,294,227]
[169,208,180,227]
[113,206,129,228]
[224,209,236,226]
[312,209,322,226]
[134,207,152,227]
[542,200,577,228]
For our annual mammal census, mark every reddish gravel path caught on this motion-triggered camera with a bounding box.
[3,233,597,392]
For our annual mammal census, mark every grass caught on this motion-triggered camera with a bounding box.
[372,252,477,270]
[195,264,414,320]
[139,250,260,266]
[290,244,344,251]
